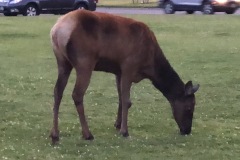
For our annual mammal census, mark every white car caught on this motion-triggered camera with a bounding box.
[158,0,240,14]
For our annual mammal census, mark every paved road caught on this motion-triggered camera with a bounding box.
[1,7,240,16]
[97,7,165,15]
[97,7,240,15]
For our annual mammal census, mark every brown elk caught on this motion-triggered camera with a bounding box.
[49,10,199,144]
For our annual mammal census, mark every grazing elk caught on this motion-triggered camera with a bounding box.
[50,10,199,144]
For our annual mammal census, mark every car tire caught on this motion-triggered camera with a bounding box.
[225,10,235,14]
[163,1,175,14]
[4,13,17,16]
[186,10,194,14]
[23,4,39,16]
[202,2,214,14]
[75,3,88,10]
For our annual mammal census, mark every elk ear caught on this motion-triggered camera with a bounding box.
[185,81,199,95]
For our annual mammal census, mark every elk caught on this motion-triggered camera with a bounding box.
[49,10,199,144]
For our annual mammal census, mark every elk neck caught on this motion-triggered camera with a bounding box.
[150,46,185,102]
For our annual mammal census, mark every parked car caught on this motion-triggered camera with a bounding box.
[158,0,240,14]
[0,0,98,16]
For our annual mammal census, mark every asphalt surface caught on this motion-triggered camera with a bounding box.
[96,7,240,15]
[0,7,240,16]
[97,7,165,15]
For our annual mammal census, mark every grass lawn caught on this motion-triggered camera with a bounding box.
[0,14,240,160]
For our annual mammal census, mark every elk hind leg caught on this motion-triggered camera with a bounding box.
[72,65,94,140]
[50,57,72,144]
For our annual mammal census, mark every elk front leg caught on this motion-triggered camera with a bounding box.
[114,75,122,130]
[114,75,132,130]
[119,75,132,137]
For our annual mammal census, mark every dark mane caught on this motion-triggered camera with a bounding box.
[151,46,185,101]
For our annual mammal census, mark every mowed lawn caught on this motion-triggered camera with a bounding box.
[0,14,240,160]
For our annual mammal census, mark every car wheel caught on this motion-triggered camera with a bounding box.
[4,13,17,16]
[163,1,175,14]
[23,4,39,16]
[75,3,87,10]
[202,3,214,14]
[225,9,235,14]
[186,10,194,14]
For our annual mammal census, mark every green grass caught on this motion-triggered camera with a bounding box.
[0,15,240,160]
[98,0,158,8]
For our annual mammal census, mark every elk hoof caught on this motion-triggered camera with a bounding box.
[114,122,121,130]
[84,134,94,140]
[51,135,60,145]
[50,129,59,145]
[82,132,94,140]
[119,130,129,137]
